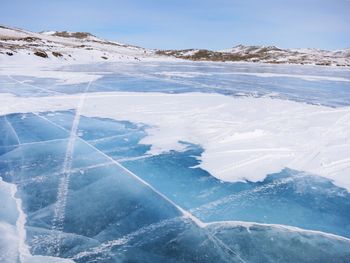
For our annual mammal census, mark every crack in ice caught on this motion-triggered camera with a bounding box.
[4,115,21,145]
[50,80,92,256]
[35,113,249,263]
[7,75,64,95]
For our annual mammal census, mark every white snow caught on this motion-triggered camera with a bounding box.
[0,25,177,67]
[0,25,178,85]
[0,27,29,39]
[1,92,350,191]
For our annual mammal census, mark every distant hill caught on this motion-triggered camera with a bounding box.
[1,25,349,66]
[157,45,350,66]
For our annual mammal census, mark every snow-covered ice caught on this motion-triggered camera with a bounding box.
[1,91,350,191]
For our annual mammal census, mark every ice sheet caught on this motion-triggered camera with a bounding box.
[1,111,349,262]
[1,61,350,262]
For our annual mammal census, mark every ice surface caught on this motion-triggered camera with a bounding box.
[42,113,350,238]
[1,62,350,262]
[0,178,74,263]
[122,145,350,238]
[76,63,347,106]
[0,178,21,263]
[1,62,350,106]
[206,222,350,263]
[0,112,349,263]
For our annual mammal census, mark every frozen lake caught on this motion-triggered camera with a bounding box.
[2,61,350,106]
[0,62,350,262]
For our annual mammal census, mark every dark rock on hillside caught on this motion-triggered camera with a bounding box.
[34,50,48,58]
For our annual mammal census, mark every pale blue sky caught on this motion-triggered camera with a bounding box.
[1,0,349,50]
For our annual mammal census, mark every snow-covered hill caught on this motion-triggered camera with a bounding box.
[157,45,350,66]
[0,25,167,63]
[1,25,349,66]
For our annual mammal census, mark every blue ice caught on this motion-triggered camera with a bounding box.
[1,111,350,262]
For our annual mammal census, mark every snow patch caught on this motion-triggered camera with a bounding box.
[1,92,350,191]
